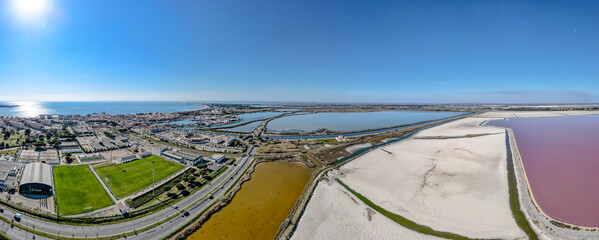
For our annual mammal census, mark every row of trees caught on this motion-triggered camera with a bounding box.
[0,127,65,150]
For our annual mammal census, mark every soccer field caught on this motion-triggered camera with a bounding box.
[53,165,114,216]
[95,155,184,199]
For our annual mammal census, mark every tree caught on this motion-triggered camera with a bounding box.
[34,141,45,149]
[176,183,185,190]
[24,129,31,136]
[52,139,62,148]
[65,153,73,163]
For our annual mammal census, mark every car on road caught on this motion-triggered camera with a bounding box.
[173,205,178,209]
[183,211,190,217]
[14,214,21,222]
[208,195,214,199]
[0,207,4,213]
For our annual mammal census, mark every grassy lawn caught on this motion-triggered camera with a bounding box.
[319,138,337,143]
[53,165,114,216]
[0,149,17,155]
[95,155,184,199]
[0,132,26,147]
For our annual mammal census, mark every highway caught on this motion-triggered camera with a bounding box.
[0,145,257,240]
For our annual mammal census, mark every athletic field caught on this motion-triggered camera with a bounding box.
[53,165,114,216]
[95,155,184,199]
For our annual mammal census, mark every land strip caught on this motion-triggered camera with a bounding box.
[335,178,471,240]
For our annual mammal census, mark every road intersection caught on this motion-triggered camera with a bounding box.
[0,144,256,240]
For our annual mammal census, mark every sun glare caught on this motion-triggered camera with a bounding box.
[8,0,51,23]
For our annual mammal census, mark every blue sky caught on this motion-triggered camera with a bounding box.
[0,0,598,103]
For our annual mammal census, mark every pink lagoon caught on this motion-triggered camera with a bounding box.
[491,115,599,227]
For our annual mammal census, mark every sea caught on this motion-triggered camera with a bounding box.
[0,101,205,118]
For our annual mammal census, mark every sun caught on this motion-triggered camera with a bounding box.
[8,0,52,23]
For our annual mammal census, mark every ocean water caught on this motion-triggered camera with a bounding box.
[0,101,205,118]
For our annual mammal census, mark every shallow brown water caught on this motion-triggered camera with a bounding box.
[188,161,314,240]
[490,115,599,227]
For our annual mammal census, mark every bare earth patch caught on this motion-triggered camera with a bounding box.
[339,118,525,239]
[291,177,442,240]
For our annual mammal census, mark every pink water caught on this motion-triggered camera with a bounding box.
[491,115,599,227]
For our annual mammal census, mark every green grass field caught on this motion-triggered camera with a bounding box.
[0,132,26,148]
[95,155,184,199]
[0,149,17,155]
[53,165,114,216]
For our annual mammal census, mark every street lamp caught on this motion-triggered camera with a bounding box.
[152,170,156,197]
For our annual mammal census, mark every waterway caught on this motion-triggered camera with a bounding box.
[0,101,204,117]
[188,161,314,240]
[266,111,462,133]
[223,121,262,133]
[490,115,599,227]
[197,112,284,129]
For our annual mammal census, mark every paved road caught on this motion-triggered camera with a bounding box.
[0,146,256,239]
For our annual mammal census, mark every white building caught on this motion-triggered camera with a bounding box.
[210,154,226,163]
[162,149,203,166]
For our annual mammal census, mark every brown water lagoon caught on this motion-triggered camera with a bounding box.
[490,115,599,227]
[188,161,314,240]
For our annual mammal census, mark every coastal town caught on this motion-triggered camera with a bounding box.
[0,101,597,240]
[1,0,598,239]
